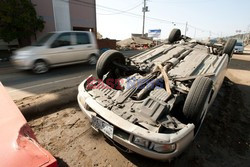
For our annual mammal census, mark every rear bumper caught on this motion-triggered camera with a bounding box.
[77,78,195,160]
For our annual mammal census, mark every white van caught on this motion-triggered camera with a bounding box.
[11,31,99,73]
[234,40,244,53]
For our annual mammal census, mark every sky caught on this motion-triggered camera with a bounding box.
[96,0,250,40]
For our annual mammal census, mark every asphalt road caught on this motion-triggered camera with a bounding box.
[0,50,143,100]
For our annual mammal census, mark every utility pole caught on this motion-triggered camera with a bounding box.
[142,0,149,37]
[247,25,250,45]
[194,28,196,39]
[184,22,188,36]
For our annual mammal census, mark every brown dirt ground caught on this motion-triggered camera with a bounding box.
[28,50,250,167]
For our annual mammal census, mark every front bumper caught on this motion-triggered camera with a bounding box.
[11,57,33,70]
[234,49,244,53]
[77,78,195,160]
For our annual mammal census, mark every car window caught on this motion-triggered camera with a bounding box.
[33,33,55,46]
[76,33,90,45]
[51,33,71,48]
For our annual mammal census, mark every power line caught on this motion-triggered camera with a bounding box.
[60,0,220,37]
[62,0,185,25]
[188,24,219,37]
[149,0,214,4]
[97,2,143,15]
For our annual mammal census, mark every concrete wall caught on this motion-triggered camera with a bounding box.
[32,0,56,39]
[69,0,97,33]
[32,0,96,38]
[52,0,71,31]
[0,0,97,47]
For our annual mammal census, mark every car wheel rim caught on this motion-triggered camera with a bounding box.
[89,56,97,65]
[33,62,48,73]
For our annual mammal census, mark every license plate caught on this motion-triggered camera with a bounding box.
[92,116,114,139]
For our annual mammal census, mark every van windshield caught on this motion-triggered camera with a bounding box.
[33,33,55,46]
[236,42,243,47]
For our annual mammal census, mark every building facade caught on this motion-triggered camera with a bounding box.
[0,0,96,49]
[32,0,97,39]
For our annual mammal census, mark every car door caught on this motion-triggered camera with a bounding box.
[45,32,75,65]
[72,32,95,61]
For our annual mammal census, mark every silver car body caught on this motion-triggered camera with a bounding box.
[77,40,230,160]
[234,41,244,53]
[11,31,99,70]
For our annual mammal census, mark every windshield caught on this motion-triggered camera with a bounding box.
[33,33,55,46]
[235,42,243,47]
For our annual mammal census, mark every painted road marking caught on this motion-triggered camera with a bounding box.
[8,75,84,93]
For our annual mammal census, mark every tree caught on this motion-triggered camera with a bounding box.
[0,0,44,46]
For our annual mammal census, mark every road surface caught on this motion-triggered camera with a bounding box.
[0,50,142,100]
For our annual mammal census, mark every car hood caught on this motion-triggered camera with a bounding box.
[14,46,46,55]
[0,83,57,167]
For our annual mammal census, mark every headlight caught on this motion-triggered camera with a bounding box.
[14,55,30,59]
[79,95,85,105]
[150,142,176,153]
[79,95,92,111]
[133,136,176,153]
[133,136,150,148]
[18,51,32,56]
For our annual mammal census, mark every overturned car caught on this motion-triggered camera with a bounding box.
[77,29,236,160]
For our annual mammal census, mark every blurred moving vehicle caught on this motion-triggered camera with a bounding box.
[0,83,57,167]
[77,29,236,160]
[234,40,244,53]
[11,31,99,74]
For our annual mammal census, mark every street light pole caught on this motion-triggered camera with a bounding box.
[247,25,250,45]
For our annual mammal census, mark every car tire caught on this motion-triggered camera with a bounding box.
[32,60,49,74]
[96,50,125,79]
[222,39,237,57]
[88,54,98,65]
[183,76,213,125]
[168,28,181,43]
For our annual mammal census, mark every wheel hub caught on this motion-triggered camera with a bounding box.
[89,56,97,65]
[33,62,48,73]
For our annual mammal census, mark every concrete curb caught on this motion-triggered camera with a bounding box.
[16,86,78,117]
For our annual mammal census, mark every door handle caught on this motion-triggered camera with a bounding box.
[87,46,92,48]
[68,47,74,50]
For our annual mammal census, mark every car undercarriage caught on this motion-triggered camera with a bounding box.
[77,29,237,160]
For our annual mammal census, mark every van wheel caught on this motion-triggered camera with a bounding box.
[32,60,49,74]
[96,50,125,79]
[223,39,237,57]
[168,29,181,43]
[183,76,213,125]
[88,55,98,65]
